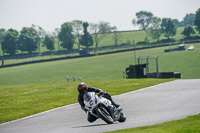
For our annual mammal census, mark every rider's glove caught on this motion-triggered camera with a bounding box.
[98,91,105,96]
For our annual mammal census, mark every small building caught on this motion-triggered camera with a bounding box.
[125,64,147,78]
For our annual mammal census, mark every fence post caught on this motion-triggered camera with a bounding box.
[133,42,137,65]
[156,56,159,78]
[146,56,149,74]
[137,56,140,64]
[1,57,4,67]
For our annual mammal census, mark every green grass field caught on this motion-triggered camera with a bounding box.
[0,43,199,124]
[0,43,200,85]
[107,114,200,133]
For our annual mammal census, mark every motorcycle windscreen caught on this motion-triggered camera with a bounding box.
[83,93,92,102]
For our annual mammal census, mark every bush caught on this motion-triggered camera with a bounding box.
[159,39,175,43]
[137,41,146,45]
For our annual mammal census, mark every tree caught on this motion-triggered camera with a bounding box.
[149,17,162,42]
[0,29,6,43]
[132,11,153,44]
[43,35,54,52]
[112,26,121,46]
[194,8,200,34]
[132,11,154,30]
[182,13,195,26]
[181,25,195,38]
[31,24,46,53]
[71,20,83,50]
[18,27,39,54]
[1,29,19,55]
[173,19,182,27]
[0,29,6,55]
[79,22,93,49]
[52,28,61,51]
[89,23,99,49]
[89,21,112,51]
[161,18,177,40]
[58,22,74,51]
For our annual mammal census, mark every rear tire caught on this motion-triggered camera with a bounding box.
[97,108,113,124]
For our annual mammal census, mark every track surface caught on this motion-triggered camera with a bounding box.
[0,79,200,133]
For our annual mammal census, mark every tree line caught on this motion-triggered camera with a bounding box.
[0,8,200,56]
[0,21,116,56]
[132,8,200,43]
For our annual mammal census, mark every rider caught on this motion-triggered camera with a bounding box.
[77,82,120,122]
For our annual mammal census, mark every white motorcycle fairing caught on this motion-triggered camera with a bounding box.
[83,92,126,124]
[84,92,112,110]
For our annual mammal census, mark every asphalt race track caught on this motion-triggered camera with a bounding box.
[0,79,200,133]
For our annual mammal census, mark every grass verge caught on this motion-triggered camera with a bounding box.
[0,78,174,123]
[107,114,200,133]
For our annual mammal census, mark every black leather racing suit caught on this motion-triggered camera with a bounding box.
[78,87,102,111]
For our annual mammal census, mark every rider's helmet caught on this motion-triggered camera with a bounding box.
[77,82,87,94]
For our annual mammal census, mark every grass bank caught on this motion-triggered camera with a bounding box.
[0,43,200,86]
[0,79,174,123]
[107,114,200,133]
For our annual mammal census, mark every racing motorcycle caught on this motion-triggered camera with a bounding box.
[83,92,126,124]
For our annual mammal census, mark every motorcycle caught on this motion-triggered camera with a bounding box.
[83,92,126,124]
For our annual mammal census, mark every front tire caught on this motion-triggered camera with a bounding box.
[118,112,126,122]
[96,107,113,124]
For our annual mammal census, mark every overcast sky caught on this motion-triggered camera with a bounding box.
[0,0,199,32]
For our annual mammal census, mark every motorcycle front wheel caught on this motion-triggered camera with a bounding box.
[96,107,113,124]
[118,112,126,122]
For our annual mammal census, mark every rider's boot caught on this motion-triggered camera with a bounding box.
[103,92,120,108]
[111,101,120,108]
